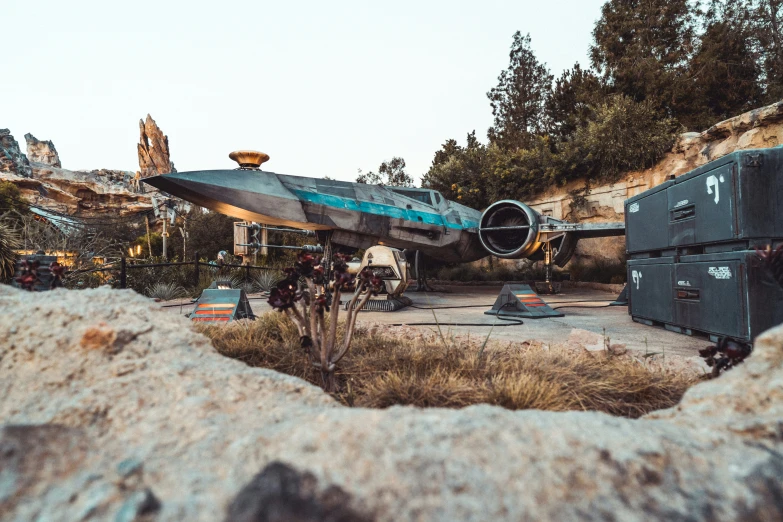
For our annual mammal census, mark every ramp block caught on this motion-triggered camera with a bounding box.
[484,284,564,319]
[189,289,254,323]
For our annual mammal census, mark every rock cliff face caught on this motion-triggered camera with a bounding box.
[0,129,31,177]
[526,100,783,264]
[0,129,152,217]
[24,133,61,167]
[1,285,781,521]
[137,114,175,178]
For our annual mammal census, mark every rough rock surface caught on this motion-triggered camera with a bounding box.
[1,285,781,521]
[0,129,152,217]
[0,129,31,177]
[137,114,175,178]
[24,133,61,167]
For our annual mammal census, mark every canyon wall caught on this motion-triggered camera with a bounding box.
[0,122,172,217]
[1,128,151,217]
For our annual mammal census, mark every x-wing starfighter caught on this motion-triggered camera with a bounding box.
[143,151,624,267]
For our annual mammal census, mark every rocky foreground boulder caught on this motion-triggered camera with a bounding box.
[0,286,781,521]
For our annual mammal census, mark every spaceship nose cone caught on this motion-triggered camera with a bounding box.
[141,169,311,227]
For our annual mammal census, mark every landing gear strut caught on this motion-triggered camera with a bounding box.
[536,242,561,295]
[406,250,434,292]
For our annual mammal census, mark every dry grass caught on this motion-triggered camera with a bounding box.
[196,312,698,418]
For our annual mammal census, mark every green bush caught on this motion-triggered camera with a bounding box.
[570,95,677,184]
[424,96,677,209]
[145,282,189,300]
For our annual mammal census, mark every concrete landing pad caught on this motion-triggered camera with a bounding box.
[159,285,712,358]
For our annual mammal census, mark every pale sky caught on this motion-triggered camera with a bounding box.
[4,0,606,184]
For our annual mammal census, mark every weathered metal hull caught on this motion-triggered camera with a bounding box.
[144,170,487,263]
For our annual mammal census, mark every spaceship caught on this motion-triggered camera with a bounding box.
[142,151,624,267]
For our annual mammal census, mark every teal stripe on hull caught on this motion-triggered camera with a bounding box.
[292,190,478,230]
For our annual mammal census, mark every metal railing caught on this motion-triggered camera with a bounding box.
[81,252,279,289]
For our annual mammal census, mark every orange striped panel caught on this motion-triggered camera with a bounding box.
[192,317,230,322]
[195,310,234,315]
[197,303,235,308]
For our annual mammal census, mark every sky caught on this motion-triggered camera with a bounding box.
[3,0,607,184]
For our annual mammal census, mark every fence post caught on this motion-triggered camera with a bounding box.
[120,256,127,289]
[193,252,200,289]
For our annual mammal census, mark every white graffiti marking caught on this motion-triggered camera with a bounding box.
[706,174,725,204]
[708,266,732,279]
[632,270,642,289]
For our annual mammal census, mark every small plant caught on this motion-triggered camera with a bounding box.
[252,270,281,293]
[229,274,255,294]
[699,338,752,377]
[49,262,65,289]
[145,282,188,301]
[267,252,382,391]
[14,259,41,290]
[0,221,21,282]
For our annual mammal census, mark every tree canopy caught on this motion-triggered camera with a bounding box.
[357,157,414,187]
[422,0,781,210]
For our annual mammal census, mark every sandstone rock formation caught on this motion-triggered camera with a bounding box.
[0,129,152,217]
[0,129,31,177]
[1,285,781,521]
[24,133,61,167]
[137,114,175,178]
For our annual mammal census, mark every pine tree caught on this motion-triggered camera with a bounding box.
[684,0,763,129]
[545,63,605,140]
[752,0,783,100]
[487,32,553,151]
[591,0,696,118]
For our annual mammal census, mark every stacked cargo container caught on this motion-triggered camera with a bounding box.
[625,147,783,342]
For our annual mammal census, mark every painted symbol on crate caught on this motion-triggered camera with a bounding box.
[708,266,732,279]
[632,270,642,289]
[674,199,689,208]
[628,202,640,213]
[706,174,725,204]
[677,280,692,286]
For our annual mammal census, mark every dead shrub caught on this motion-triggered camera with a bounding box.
[197,313,697,418]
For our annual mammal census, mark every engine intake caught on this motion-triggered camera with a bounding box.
[478,200,543,259]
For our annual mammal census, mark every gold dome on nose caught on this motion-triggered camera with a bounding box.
[229,150,270,170]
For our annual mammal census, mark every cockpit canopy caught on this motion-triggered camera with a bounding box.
[389,187,443,207]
